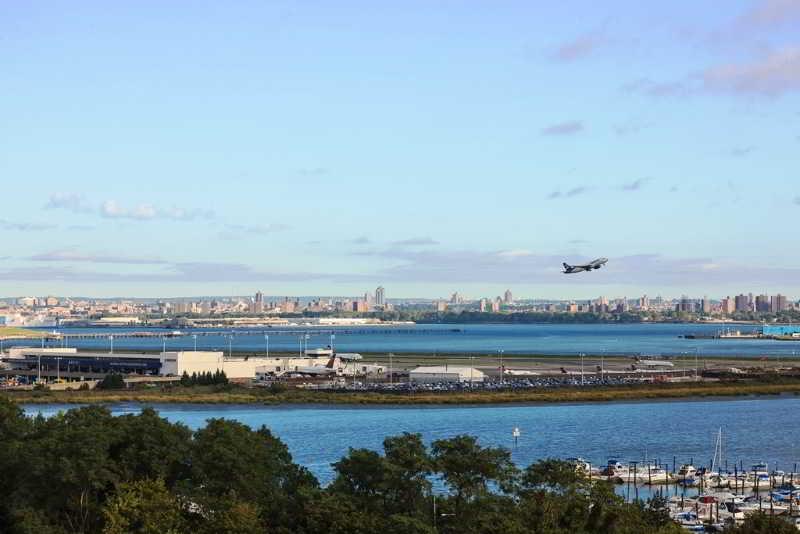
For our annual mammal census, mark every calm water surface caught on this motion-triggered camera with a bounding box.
[20,323,800,357]
[24,396,800,484]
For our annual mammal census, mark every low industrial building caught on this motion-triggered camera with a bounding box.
[762,325,800,337]
[1,347,376,382]
[409,366,485,384]
[2,347,292,381]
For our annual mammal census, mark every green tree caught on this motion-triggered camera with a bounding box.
[728,513,798,534]
[382,433,433,515]
[97,374,126,390]
[330,448,387,511]
[431,435,517,511]
[102,479,185,534]
[188,418,317,531]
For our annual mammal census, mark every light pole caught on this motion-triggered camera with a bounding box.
[228,335,232,358]
[470,355,474,388]
[56,356,61,381]
[330,333,335,353]
[580,352,585,386]
[498,349,504,385]
[389,353,393,385]
[264,334,269,358]
[192,334,198,352]
[601,348,605,379]
[109,335,114,355]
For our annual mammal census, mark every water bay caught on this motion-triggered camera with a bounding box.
[25,396,800,485]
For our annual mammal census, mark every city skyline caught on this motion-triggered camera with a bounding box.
[2,1,799,298]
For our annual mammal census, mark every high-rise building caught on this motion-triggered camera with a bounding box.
[491,297,501,313]
[721,297,735,315]
[503,290,513,304]
[252,291,264,313]
[771,294,787,313]
[450,292,463,305]
[375,286,386,307]
[479,298,487,312]
[755,294,770,313]
[639,295,650,311]
[734,294,750,312]
[701,296,711,314]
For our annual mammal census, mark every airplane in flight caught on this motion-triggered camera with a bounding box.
[562,257,608,274]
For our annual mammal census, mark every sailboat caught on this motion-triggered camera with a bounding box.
[703,428,731,489]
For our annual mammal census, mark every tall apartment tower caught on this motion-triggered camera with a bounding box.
[375,286,386,307]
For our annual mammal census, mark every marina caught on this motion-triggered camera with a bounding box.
[23,396,800,530]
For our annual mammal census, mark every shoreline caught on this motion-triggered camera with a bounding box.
[6,380,800,406]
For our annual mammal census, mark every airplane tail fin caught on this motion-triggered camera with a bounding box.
[563,262,571,270]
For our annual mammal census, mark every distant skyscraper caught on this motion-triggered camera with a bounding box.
[479,298,487,312]
[734,294,750,312]
[755,294,770,313]
[503,290,513,304]
[253,291,264,313]
[701,296,711,314]
[721,297,735,315]
[450,292,463,305]
[375,286,385,307]
[771,294,787,313]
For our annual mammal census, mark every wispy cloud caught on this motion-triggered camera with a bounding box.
[725,146,756,157]
[28,249,167,265]
[551,32,604,62]
[45,192,93,213]
[702,46,800,97]
[351,247,800,287]
[735,0,800,30]
[45,193,214,222]
[619,178,649,192]
[622,78,688,98]
[298,167,329,177]
[0,219,56,232]
[793,196,800,205]
[224,223,290,235]
[0,262,355,284]
[541,120,584,136]
[547,186,588,199]
[351,236,371,245]
[614,119,651,136]
[100,200,215,221]
[391,237,439,246]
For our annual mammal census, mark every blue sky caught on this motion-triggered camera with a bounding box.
[1,0,799,299]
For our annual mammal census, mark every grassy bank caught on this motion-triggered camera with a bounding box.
[0,326,46,339]
[4,379,800,405]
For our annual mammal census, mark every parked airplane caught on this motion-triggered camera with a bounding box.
[562,257,608,274]
[290,352,363,376]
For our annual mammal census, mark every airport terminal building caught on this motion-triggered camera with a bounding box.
[0,347,369,382]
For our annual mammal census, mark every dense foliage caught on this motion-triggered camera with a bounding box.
[0,398,791,533]
[179,370,228,386]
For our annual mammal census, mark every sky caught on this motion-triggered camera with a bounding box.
[1,0,799,300]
